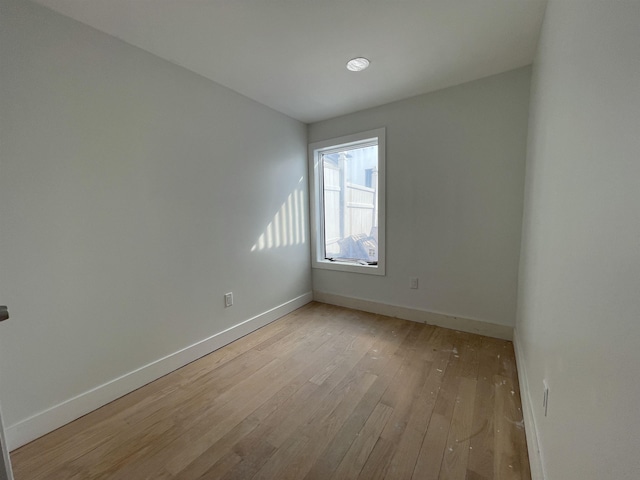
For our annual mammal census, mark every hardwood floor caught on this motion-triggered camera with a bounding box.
[11,302,530,479]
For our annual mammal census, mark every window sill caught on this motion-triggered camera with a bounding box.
[312,259,385,276]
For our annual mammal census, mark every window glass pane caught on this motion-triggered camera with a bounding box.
[322,145,378,263]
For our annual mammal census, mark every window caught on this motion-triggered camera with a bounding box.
[309,128,385,275]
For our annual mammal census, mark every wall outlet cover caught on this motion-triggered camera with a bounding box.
[224,292,233,307]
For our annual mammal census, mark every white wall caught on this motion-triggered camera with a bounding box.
[0,0,310,447]
[516,1,640,479]
[309,68,530,328]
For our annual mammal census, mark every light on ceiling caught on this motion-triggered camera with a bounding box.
[346,57,370,72]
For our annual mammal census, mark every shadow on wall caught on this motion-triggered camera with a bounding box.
[251,177,306,252]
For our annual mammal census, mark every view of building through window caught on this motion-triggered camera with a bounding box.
[321,144,379,264]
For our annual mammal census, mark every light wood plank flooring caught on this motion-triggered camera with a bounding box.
[11,302,530,479]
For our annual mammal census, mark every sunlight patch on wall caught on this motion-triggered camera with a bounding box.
[251,187,306,252]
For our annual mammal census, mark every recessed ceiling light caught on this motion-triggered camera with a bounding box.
[346,57,370,72]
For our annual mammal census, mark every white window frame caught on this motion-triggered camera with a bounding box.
[308,127,386,276]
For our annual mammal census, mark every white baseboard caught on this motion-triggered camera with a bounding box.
[513,329,545,480]
[313,291,513,341]
[6,292,313,451]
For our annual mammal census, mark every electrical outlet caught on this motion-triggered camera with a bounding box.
[224,292,233,307]
[543,379,549,416]
[410,277,419,289]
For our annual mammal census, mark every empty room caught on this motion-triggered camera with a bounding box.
[1,0,638,479]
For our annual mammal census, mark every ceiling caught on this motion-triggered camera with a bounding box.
[33,0,547,123]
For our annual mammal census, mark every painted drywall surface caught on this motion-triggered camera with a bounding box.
[516,1,640,479]
[309,68,530,327]
[0,0,310,428]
